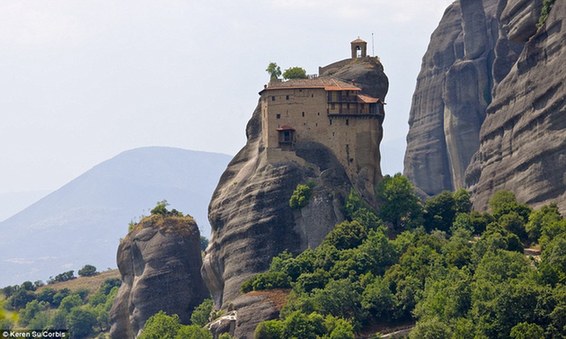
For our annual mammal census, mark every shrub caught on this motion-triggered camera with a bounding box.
[289,183,314,209]
[191,299,213,326]
[537,0,556,28]
[49,270,76,284]
[139,311,181,339]
[78,265,98,277]
[175,325,212,339]
[283,67,308,80]
[255,319,285,339]
[67,308,97,338]
[244,272,291,292]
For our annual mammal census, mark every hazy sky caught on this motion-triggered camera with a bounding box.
[0,0,454,196]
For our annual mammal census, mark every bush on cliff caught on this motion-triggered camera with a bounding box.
[289,182,314,209]
[250,177,566,338]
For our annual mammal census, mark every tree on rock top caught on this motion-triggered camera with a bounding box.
[283,67,307,80]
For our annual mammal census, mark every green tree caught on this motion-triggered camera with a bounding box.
[453,189,472,214]
[423,191,456,233]
[289,183,314,209]
[151,200,170,215]
[539,236,566,285]
[175,325,212,339]
[67,308,97,338]
[255,319,284,338]
[139,311,181,339]
[52,288,71,308]
[323,220,367,250]
[191,299,213,327]
[361,276,394,320]
[488,191,531,222]
[78,264,98,277]
[324,315,355,339]
[7,289,36,310]
[525,204,561,244]
[376,174,423,232]
[59,294,82,313]
[19,300,47,326]
[310,279,364,324]
[451,211,493,235]
[49,270,75,284]
[510,322,544,339]
[266,62,282,81]
[282,311,325,339]
[409,317,451,339]
[200,236,209,252]
[283,67,308,80]
[21,281,36,291]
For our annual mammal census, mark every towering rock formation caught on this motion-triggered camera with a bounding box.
[109,213,208,338]
[202,47,389,331]
[403,0,501,195]
[404,0,565,213]
[466,0,566,213]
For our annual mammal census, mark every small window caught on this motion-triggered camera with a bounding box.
[302,112,305,117]
[330,119,333,125]
[317,112,320,116]
[272,96,275,101]
[311,94,314,98]
[315,123,318,127]
[286,95,289,100]
[346,119,349,126]
[276,114,281,119]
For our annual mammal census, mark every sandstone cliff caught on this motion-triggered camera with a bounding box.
[202,58,388,336]
[466,0,566,213]
[404,0,565,213]
[109,213,208,338]
[403,0,501,195]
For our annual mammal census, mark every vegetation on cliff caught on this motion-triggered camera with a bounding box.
[243,175,565,338]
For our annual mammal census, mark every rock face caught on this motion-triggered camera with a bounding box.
[109,214,208,338]
[404,0,500,195]
[466,0,566,213]
[404,0,565,213]
[202,57,388,320]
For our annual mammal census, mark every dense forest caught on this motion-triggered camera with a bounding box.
[244,174,566,338]
[1,174,564,338]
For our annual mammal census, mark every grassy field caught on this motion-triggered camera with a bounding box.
[38,269,120,294]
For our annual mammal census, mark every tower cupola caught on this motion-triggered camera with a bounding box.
[351,37,367,58]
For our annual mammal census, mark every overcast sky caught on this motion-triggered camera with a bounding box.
[0,0,454,197]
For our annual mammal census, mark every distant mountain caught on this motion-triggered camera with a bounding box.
[0,190,51,222]
[0,147,231,287]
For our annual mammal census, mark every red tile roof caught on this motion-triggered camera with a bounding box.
[260,77,360,94]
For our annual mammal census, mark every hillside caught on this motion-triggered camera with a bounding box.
[36,269,120,295]
[0,147,231,287]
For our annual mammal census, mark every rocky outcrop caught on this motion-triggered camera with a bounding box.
[405,0,565,213]
[209,291,286,339]
[201,105,351,308]
[202,57,388,319]
[466,0,566,213]
[404,0,501,195]
[109,214,208,338]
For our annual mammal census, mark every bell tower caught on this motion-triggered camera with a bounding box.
[351,37,367,59]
